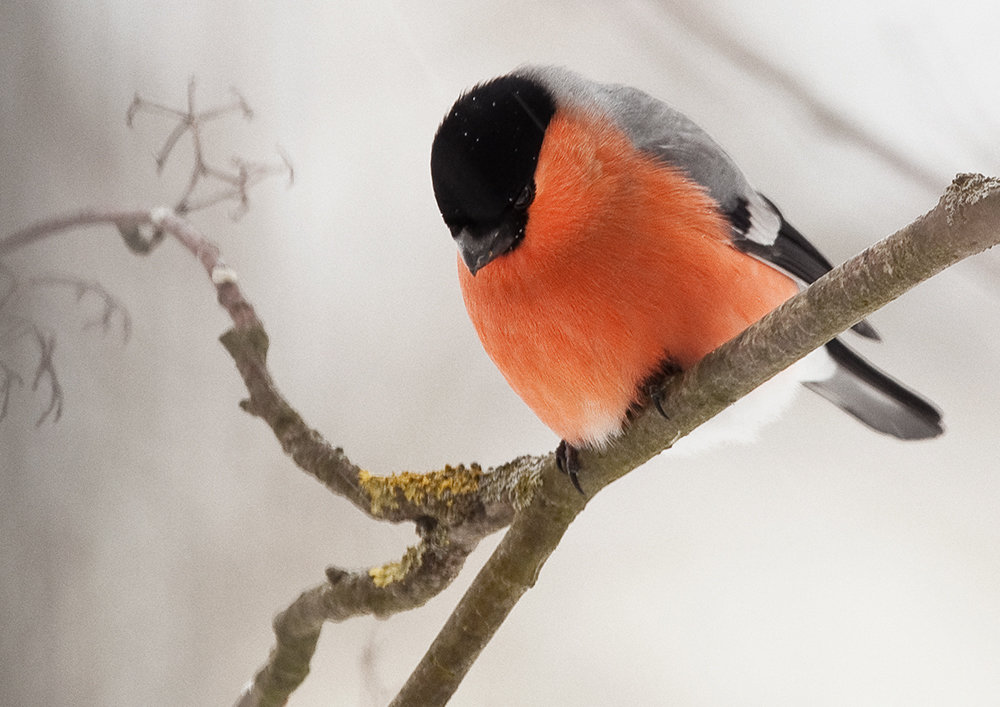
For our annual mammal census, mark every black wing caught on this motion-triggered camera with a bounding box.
[726,195,879,339]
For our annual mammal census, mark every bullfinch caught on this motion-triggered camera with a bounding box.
[430,65,942,488]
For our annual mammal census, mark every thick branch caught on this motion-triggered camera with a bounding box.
[390,174,1000,706]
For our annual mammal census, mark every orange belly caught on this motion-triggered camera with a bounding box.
[458,110,799,446]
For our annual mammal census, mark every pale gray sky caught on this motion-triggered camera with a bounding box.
[3,1,1000,705]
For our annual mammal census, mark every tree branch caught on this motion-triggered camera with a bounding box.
[235,524,477,707]
[7,173,996,706]
[389,173,1000,706]
[3,204,540,702]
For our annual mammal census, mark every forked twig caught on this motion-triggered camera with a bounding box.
[127,77,292,219]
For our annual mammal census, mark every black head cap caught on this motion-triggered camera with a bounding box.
[430,74,556,273]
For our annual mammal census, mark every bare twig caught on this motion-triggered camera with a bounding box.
[29,276,133,343]
[0,215,147,422]
[30,326,63,425]
[0,262,17,308]
[0,313,68,424]
[127,79,291,218]
[0,361,24,420]
[0,208,151,257]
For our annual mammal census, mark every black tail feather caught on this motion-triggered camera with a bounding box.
[805,339,943,440]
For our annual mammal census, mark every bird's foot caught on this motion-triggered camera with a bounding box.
[555,440,584,495]
[642,358,682,421]
[648,383,670,420]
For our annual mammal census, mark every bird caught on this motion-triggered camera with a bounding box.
[429,65,942,490]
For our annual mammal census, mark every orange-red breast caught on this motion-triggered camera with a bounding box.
[430,65,942,467]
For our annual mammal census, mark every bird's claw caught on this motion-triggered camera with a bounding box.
[646,381,670,420]
[556,440,584,494]
[642,360,680,421]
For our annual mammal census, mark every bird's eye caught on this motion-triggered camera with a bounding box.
[512,181,535,211]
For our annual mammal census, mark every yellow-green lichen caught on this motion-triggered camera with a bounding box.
[359,464,483,515]
[369,543,425,587]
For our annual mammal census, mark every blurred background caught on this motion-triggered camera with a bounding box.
[2,1,999,704]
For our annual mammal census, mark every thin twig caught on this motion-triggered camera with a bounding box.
[28,276,133,343]
[127,79,290,218]
[30,326,63,425]
[0,361,24,420]
[0,209,151,257]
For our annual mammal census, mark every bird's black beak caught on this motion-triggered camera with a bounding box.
[453,223,521,276]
